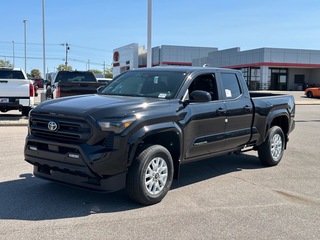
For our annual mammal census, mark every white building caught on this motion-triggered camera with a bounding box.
[112,44,217,76]
[113,44,320,90]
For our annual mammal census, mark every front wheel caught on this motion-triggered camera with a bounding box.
[21,107,31,116]
[126,145,174,205]
[258,126,285,166]
[306,91,313,98]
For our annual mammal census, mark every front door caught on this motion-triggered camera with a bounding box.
[181,73,227,161]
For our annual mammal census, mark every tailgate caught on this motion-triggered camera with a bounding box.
[0,79,30,97]
[57,82,104,97]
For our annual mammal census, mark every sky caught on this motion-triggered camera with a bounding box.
[1,0,320,76]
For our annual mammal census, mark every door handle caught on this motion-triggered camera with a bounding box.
[216,108,226,115]
[244,105,252,112]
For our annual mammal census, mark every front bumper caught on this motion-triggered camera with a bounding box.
[34,165,126,192]
[24,136,128,192]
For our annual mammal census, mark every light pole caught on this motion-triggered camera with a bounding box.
[23,19,27,72]
[147,0,152,67]
[12,40,15,67]
[41,0,47,103]
[42,0,46,81]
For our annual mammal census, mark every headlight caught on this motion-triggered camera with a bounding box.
[98,117,136,133]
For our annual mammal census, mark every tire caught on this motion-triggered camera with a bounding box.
[46,88,52,100]
[258,126,285,166]
[21,107,31,116]
[126,145,174,205]
[306,91,313,98]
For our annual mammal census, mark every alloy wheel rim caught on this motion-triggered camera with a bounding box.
[144,157,168,195]
[271,133,282,161]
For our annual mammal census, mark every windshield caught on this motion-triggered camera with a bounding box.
[100,70,187,99]
[0,70,25,79]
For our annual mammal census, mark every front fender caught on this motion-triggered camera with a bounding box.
[127,122,183,166]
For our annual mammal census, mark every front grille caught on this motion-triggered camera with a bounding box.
[30,113,92,143]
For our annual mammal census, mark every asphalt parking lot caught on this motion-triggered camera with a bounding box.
[0,92,319,239]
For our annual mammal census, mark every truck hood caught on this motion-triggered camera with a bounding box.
[33,94,174,119]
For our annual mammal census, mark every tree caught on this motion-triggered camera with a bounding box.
[31,69,42,79]
[0,60,13,68]
[56,64,72,71]
[104,67,113,78]
[90,69,102,74]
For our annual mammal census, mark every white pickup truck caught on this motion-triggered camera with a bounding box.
[0,68,35,116]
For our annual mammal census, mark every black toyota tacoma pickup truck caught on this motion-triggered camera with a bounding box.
[45,70,105,99]
[24,67,295,205]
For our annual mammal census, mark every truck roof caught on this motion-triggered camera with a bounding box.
[128,66,241,74]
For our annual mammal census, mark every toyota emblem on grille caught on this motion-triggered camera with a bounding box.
[48,121,58,131]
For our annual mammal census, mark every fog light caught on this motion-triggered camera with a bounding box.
[29,146,37,151]
[68,153,80,159]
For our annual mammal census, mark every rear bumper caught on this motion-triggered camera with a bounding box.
[0,97,34,111]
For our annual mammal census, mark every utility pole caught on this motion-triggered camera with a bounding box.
[65,43,69,68]
[12,41,15,67]
[23,19,27,72]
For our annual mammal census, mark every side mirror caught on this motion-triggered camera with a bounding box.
[97,85,106,93]
[189,90,212,102]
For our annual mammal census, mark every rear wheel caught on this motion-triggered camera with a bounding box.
[126,145,174,205]
[306,91,313,98]
[258,126,285,166]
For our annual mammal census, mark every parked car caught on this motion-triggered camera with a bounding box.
[32,78,44,88]
[305,87,320,98]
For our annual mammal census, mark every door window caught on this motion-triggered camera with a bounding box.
[220,73,241,99]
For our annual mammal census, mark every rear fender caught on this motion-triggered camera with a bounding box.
[259,109,290,145]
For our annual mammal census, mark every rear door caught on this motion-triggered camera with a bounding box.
[218,71,253,150]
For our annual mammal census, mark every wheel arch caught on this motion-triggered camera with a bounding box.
[127,122,182,179]
[263,111,289,148]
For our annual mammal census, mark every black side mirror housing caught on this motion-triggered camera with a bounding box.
[97,85,106,93]
[189,90,212,102]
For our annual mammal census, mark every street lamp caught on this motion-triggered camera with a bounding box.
[42,0,46,81]
[23,19,27,72]
[12,40,15,68]
[147,0,152,67]
[41,0,47,103]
